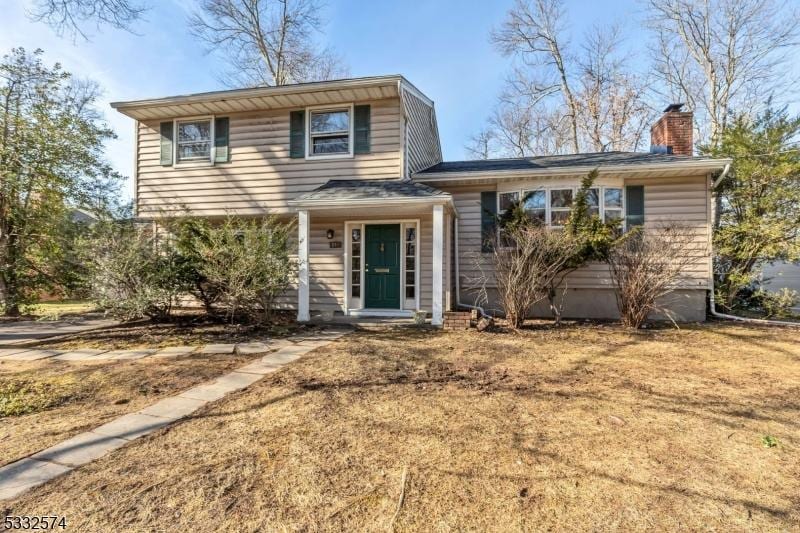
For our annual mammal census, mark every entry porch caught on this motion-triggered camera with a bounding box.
[289,180,457,326]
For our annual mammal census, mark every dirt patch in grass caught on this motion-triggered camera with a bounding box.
[0,351,268,466]
[6,323,800,530]
[37,311,312,350]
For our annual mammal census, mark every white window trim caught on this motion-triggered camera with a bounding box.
[344,219,420,314]
[305,103,355,160]
[498,185,626,229]
[173,115,215,167]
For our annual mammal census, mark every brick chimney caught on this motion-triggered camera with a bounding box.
[650,103,693,156]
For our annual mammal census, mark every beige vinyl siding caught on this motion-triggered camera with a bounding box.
[275,213,435,314]
[447,174,712,297]
[136,98,402,218]
[402,91,442,175]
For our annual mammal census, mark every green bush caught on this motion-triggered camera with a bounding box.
[84,221,193,321]
[750,288,798,318]
[192,216,296,323]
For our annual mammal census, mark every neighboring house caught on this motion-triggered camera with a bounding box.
[760,261,800,312]
[111,76,730,325]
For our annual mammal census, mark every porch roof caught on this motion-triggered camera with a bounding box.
[289,179,451,208]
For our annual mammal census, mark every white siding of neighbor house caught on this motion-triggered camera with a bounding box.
[135,98,403,218]
[402,90,442,175]
[761,262,800,307]
[447,174,713,301]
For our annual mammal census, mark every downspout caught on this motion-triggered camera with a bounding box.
[454,217,489,317]
[708,164,800,327]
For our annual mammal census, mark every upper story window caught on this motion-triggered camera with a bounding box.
[308,107,352,157]
[177,119,212,162]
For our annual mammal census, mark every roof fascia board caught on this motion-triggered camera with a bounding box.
[413,159,733,181]
[111,75,405,111]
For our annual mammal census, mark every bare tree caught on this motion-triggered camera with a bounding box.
[477,0,652,159]
[29,0,147,40]
[465,128,497,160]
[492,0,581,153]
[646,0,800,147]
[188,0,349,87]
[607,224,702,328]
[576,26,653,152]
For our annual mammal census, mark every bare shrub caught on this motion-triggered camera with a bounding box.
[607,224,701,328]
[479,224,579,329]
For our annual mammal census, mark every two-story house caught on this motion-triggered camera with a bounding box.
[111,75,731,325]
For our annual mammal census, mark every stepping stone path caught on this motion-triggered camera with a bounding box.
[0,339,299,363]
[0,328,349,500]
[152,346,196,358]
[199,344,236,355]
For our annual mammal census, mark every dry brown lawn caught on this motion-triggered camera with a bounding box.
[5,323,800,531]
[38,311,309,350]
[0,353,267,466]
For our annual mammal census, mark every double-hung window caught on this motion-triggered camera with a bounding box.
[176,119,212,162]
[549,189,574,226]
[522,190,547,224]
[498,191,519,215]
[603,188,623,224]
[308,107,351,156]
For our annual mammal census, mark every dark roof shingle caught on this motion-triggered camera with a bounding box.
[417,151,719,174]
[291,179,449,203]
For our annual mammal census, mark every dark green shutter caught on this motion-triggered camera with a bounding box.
[159,121,173,166]
[214,117,229,163]
[354,105,371,154]
[289,110,305,158]
[625,185,645,228]
[480,191,497,253]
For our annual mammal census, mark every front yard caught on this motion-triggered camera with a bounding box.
[4,323,799,530]
[0,353,268,466]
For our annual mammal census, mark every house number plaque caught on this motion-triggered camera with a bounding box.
[329,241,342,249]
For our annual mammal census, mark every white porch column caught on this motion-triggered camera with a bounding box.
[432,204,444,326]
[297,209,310,322]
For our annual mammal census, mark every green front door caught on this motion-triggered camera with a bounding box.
[364,224,401,309]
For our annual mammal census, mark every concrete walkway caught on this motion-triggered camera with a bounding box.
[0,317,117,347]
[0,328,348,501]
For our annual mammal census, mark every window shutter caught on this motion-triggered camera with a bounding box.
[289,110,305,158]
[214,117,230,163]
[353,104,371,154]
[159,121,173,166]
[625,185,645,228]
[480,191,497,253]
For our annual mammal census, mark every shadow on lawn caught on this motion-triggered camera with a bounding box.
[508,441,791,519]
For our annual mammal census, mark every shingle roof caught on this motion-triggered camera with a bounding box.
[417,151,721,174]
[291,179,450,204]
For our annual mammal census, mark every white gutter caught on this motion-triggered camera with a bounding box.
[454,218,488,317]
[708,275,800,327]
[712,163,732,188]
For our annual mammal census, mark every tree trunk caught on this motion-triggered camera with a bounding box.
[0,275,20,317]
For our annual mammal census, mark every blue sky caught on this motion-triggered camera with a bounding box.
[0,0,763,200]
